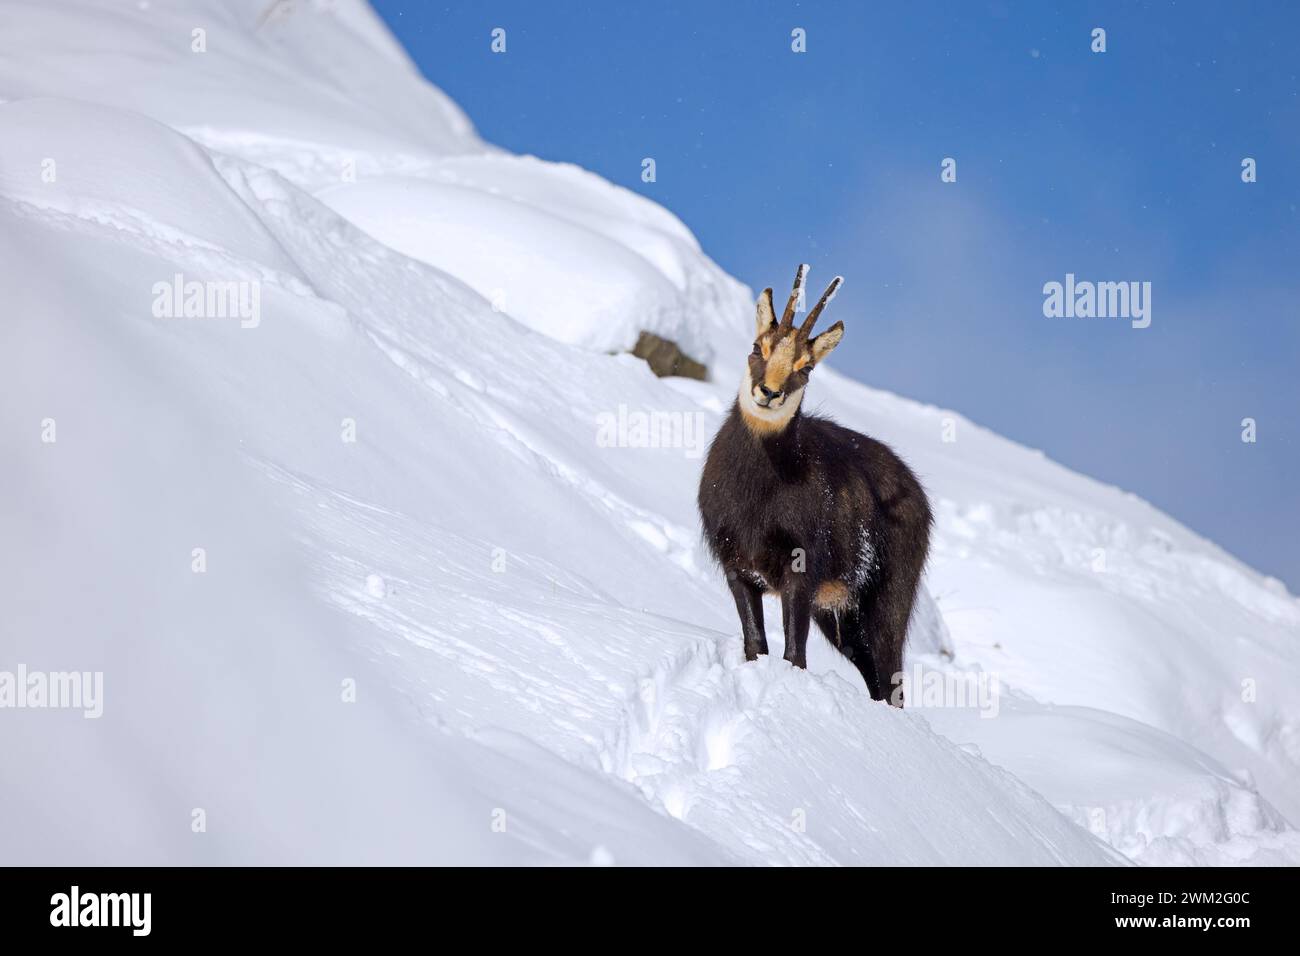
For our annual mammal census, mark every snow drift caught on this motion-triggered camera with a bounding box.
[1,0,1296,866]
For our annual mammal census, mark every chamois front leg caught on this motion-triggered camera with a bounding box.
[726,570,768,661]
[780,582,813,669]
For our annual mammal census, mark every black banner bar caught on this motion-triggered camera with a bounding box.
[0,866,1286,942]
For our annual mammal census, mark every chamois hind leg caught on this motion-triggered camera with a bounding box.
[857,569,920,708]
[820,607,883,697]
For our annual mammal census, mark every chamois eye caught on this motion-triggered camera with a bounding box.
[751,344,761,356]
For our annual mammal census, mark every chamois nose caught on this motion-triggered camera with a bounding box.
[759,384,781,401]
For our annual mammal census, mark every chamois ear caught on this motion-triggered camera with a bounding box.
[809,320,844,364]
[755,288,777,336]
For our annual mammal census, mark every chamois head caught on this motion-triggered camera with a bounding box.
[739,264,844,433]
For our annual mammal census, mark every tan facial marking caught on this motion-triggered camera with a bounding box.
[763,335,798,391]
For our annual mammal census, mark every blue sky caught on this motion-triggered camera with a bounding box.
[373,1,1299,590]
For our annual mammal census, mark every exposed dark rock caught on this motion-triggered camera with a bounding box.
[628,331,709,381]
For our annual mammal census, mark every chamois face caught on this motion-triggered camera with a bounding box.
[739,265,845,432]
[746,320,812,413]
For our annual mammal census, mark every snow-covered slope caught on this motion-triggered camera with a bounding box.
[1,1,1296,865]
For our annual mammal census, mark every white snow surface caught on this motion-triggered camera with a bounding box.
[1,1,1296,865]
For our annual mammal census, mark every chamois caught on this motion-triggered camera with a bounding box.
[698,265,931,706]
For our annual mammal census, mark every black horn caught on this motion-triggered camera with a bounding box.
[800,276,843,339]
[777,263,810,334]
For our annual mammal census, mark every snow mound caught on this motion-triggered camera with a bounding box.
[925,695,1300,866]
[314,150,751,365]
[0,0,476,156]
